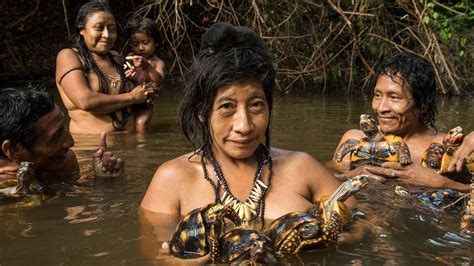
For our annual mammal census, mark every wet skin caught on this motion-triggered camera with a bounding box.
[210,81,270,161]
[80,11,117,55]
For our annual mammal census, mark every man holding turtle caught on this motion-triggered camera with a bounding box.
[333,53,473,191]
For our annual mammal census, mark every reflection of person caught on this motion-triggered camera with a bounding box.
[332,53,471,191]
[139,22,356,261]
[55,1,154,134]
[125,18,166,133]
[0,88,124,191]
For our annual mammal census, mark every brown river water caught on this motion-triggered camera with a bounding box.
[0,88,473,265]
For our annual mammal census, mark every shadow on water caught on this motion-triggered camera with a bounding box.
[0,84,473,264]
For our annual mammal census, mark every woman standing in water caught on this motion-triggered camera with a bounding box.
[55,1,154,134]
[140,22,353,243]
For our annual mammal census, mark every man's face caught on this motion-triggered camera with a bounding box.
[371,74,421,136]
[21,106,75,171]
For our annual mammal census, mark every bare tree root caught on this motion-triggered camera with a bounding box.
[121,0,471,95]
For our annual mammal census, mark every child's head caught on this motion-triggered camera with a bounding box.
[126,18,162,58]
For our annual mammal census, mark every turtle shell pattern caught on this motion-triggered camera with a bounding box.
[263,212,326,254]
[169,203,241,260]
[335,114,411,169]
[219,228,278,264]
[421,126,471,182]
[350,134,410,169]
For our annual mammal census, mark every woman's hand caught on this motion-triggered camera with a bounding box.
[93,132,124,178]
[129,84,152,104]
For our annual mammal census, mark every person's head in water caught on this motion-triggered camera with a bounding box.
[126,17,162,58]
[179,22,275,154]
[71,1,125,93]
[0,87,74,170]
[372,53,437,134]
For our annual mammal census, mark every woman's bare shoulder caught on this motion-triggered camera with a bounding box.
[152,152,201,182]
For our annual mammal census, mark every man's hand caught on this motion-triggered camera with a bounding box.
[448,131,474,173]
[373,162,469,191]
[93,132,124,178]
[335,165,388,183]
[0,159,19,181]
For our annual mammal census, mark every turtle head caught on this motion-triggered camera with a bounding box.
[359,114,378,137]
[332,175,369,202]
[249,240,265,258]
[394,185,410,197]
[443,126,463,147]
[298,221,321,239]
[206,204,242,226]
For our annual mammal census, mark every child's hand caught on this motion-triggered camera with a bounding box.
[126,55,151,69]
[125,68,136,79]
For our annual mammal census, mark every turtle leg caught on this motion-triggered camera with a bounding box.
[335,139,358,162]
[222,204,242,226]
[208,223,220,262]
[393,142,412,165]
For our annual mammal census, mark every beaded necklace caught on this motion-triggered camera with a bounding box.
[92,56,122,88]
[90,53,130,130]
[200,144,273,224]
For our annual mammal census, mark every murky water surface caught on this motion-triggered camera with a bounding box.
[1,89,473,265]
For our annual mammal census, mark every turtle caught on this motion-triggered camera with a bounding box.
[263,175,369,255]
[169,203,242,262]
[310,174,369,225]
[335,114,412,169]
[394,185,466,212]
[218,228,280,265]
[421,126,472,182]
[0,162,49,206]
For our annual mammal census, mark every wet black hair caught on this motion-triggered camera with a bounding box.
[70,1,129,129]
[179,22,276,150]
[374,53,437,129]
[0,87,56,159]
[126,17,162,57]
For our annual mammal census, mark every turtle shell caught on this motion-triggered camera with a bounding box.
[422,143,445,170]
[350,134,410,169]
[169,203,241,259]
[335,114,411,169]
[169,204,212,259]
[263,212,323,254]
[219,228,277,264]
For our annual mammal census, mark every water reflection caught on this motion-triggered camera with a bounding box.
[0,90,472,264]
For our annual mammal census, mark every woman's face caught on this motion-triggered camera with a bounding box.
[80,11,117,54]
[372,74,421,135]
[209,81,270,160]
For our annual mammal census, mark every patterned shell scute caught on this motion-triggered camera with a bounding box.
[169,205,209,259]
[219,228,275,263]
[263,212,322,251]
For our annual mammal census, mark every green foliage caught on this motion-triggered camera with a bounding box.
[424,0,474,57]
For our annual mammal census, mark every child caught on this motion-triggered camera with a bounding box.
[125,18,166,133]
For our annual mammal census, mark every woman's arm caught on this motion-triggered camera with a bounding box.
[56,48,149,114]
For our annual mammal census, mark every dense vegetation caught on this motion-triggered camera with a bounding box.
[1,0,473,94]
